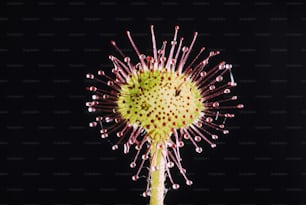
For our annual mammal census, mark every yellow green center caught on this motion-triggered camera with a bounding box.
[117,69,203,141]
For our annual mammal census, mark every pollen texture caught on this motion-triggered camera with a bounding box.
[117,69,202,140]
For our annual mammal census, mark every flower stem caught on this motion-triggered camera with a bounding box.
[149,142,166,205]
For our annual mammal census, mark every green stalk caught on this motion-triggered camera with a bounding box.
[149,142,166,205]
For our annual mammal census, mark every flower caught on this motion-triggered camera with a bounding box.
[86,25,243,197]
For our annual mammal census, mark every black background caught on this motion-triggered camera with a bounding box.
[1,0,306,204]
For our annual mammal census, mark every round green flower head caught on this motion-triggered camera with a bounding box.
[118,68,202,140]
[86,25,243,205]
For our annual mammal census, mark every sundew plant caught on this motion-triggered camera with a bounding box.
[86,25,243,205]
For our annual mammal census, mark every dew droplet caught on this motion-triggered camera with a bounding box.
[212,102,219,107]
[178,141,184,147]
[101,133,108,139]
[92,95,99,100]
[88,107,96,112]
[100,129,107,134]
[167,161,174,168]
[142,191,150,197]
[139,54,146,60]
[219,64,225,70]
[225,64,232,69]
[107,81,114,86]
[89,86,97,92]
[172,184,180,190]
[195,122,202,127]
[237,104,244,109]
[229,82,237,87]
[200,71,207,77]
[97,70,104,76]
[216,76,223,82]
[130,162,136,168]
[223,130,229,134]
[135,144,141,150]
[224,89,231,94]
[132,175,139,181]
[186,180,193,186]
[85,101,92,107]
[112,145,118,150]
[195,147,203,153]
[92,101,98,105]
[86,73,94,79]
[124,143,130,154]
[117,132,123,137]
[142,154,148,160]
[124,57,130,63]
[211,144,216,148]
[102,94,109,99]
[212,135,218,139]
[105,117,112,123]
[209,85,215,90]
[89,122,97,127]
[206,117,213,123]
[194,136,201,142]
